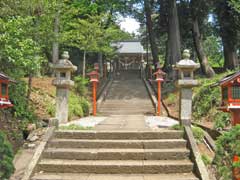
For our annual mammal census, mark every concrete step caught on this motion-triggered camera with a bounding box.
[48,139,187,149]
[54,130,183,140]
[98,111,154,115]
[43,148,190,160]
[32,173,199,180]
[99,106,154,110]
[37,159,194,174]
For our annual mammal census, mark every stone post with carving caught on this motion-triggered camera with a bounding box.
[175,49,200,126]
[52,51,77,124]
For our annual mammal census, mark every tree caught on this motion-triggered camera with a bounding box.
[165,0,181,78]
[190,0,215,77]
[144,0,159,67]
[215,0,240,70]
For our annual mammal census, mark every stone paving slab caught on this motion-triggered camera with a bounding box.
[145,116,179,128]
[60,116,106,128]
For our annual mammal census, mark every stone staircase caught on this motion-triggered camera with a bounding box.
[31,130,199,180]
[99,70,155,115]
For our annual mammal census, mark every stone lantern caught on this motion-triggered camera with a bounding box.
[52,51,77,124]
[175,49,200,125]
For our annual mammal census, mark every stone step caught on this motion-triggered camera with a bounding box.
[101,102,153,105]
[32,173,199,180]
[54,130,183,140]
[99,106,154,110]
[37,159,194,174]
[98,111,154,115]
[43,148,190,160]
[48,139,187,149]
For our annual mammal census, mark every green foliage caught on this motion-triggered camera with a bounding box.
[0,17,45,77]
[193,84,220,120]
[193,73,232,121]
[68,93,90,120]
[74,76,89,96]
[230,0,240,12]
[215,125,240,180]
[59,124,92,130]
[69,93,83,120]
[170,124,183,130]
[213,112,231,131]
[46,102,55,117]
[203,36,224,67]
[192,126,205,143]
[80,98,90,116]
[166,93,177,105]
[0,131,14,180]
[8,81,37,129]
[201,154,212,166]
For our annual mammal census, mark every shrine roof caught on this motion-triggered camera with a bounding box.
[0,72,15,82]
[214,71,240,86]
[0,72,10,80]
[111,40,146,54]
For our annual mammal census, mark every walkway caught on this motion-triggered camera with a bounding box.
[98,70,155,116]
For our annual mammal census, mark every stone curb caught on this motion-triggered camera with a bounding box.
[142,78,158,113]
[184,126,210,180]
[21,127,55,180]
[97,78,113,108]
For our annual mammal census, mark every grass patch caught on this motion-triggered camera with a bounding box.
[59,124,92,130]
[170,124,183,130]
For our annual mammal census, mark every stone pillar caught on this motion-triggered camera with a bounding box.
[175,49,200,126]
[52,51,77,124]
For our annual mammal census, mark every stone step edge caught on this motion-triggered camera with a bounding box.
[31,173,199,180]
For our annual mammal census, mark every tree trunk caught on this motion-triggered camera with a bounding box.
[52,11,59,65]
[192,18,215,77]
[82,50,86,78]
[98,53,103,78]
[144,0,159,67]
[165,0,181,79]
[27,73,33,105]
[222,37,238,70]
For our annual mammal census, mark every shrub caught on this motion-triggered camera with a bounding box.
[215,125,240,180]
[74,76,89,96]
[0,131,15,179]
[192,126,205,143]
[80,98,90,116]
[213,112,231,131]
[201,154,212,166]
[193,85,220,120]
[69,93,84,120]
[46,102,55,117]
[8,80,37,129]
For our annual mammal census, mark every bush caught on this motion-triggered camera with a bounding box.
[69,93,84,120]
[9,81,37,129]
[213,112,231,131]
[46,102,55,117]
[0,131,15,179]
[201,154,212,166]
[215,125,240,180]
[192,126,205,143]
[193,85,220,120]
[74,76,89,96]
[80,98,90,116]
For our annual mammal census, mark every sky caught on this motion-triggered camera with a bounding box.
[120,17,140,34]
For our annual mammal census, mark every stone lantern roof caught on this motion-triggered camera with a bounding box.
[52,51,77,72]
[176,49,200,71]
